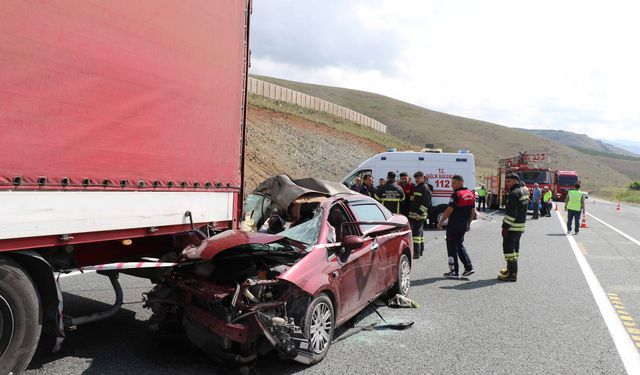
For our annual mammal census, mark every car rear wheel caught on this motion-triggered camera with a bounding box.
[303,293,334,364]
[390,253,411,297]
[0,257,42,375]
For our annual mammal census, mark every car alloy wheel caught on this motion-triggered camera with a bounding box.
[309,301,332,354]
[399,255,411,296]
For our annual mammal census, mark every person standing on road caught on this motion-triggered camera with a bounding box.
[531,183,541,219]
[359,174,376,197]
[437,175,475,279]
[565,183,585,235]
[541,186,552,217]
[498,173,529,282]
[399,172,415,217]
[408,171,431,259]
[376,178,386,191]
[374,171,405,214]
[477,185,487,211]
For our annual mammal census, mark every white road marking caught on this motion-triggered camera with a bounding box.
[586,213,640,248]
[555,212,640,374]
[57,270,95,279]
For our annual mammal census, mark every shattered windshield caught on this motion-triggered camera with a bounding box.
[278,209,322,246]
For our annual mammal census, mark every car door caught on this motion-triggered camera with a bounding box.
[327,202,377,317]
[349,202,397,294]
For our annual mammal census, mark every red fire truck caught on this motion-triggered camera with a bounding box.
[554,170,580,201]
[485,152,555,208]
[0,1,251,372]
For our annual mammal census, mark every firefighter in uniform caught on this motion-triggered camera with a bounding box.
[408,171,431,259]
[498,173,529,282]
[374,171,405,214]
[437,175,475,279]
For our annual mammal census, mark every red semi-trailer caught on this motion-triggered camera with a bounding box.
[0,1,251,372]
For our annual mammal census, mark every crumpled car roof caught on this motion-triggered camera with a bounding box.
[253,175,354,211]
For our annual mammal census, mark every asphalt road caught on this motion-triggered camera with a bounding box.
[25,200,640,375]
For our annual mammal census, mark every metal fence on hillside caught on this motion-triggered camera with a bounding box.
[248,77,387,133]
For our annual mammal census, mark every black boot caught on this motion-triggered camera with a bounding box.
[498,261,517,282]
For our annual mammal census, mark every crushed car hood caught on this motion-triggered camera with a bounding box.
[254,174,353,211]
[180,230,303,260]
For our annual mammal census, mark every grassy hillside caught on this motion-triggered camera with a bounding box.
[253,75,632,194]
[521,129,639,157]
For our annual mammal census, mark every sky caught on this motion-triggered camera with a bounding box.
[249,0,640,143]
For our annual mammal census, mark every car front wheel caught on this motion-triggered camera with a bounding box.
[303,293,334,364]
[390,253,411,297]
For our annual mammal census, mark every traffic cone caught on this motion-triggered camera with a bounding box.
[616,201,621,211]
[580,213,589,228]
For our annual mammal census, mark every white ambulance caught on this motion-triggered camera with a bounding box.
[341,150,476,224]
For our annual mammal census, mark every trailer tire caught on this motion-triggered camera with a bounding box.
[0,256,42,375]
[489,195,499,209]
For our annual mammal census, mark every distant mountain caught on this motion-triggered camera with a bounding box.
[607,139,640,156]
[520,129,639,157]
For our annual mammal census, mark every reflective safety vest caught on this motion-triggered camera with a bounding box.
[374,182,405,214]
[566,189,583,211]
[543,191,552,203]
[478,188,487,197]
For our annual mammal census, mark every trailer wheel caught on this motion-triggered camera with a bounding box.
[0,257,42,374]
[489,195,499,209]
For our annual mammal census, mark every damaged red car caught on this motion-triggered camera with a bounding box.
[145,176,413,365]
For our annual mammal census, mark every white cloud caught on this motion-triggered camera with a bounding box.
[250,0,640,142]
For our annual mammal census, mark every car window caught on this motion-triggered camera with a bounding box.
[343,169,372,188]
[327,203,358,242]
[350,203,387,233]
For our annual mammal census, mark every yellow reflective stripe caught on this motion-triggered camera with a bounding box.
[419,205,429,213]
[374,194,381,201]
[509,223,525,227]
[508,227,525,232]
[519,196,529,201]
[382,198,402,202]
[504,215,515,221]
[504,253,517,260]
[413,192,423,197]
[412,237,424,243]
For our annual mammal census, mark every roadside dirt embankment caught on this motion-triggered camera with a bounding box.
[245,105,385,193]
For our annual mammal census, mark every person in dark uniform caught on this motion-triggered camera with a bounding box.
[374,171,405,214]
[437,175,475,279]
[359,174,376,197]
[408,171,431,259]
[498,173,529,282]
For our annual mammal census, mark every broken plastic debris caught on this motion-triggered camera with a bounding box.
[387,294,419,308]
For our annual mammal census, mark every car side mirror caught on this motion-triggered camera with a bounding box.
[342,235,365,251]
